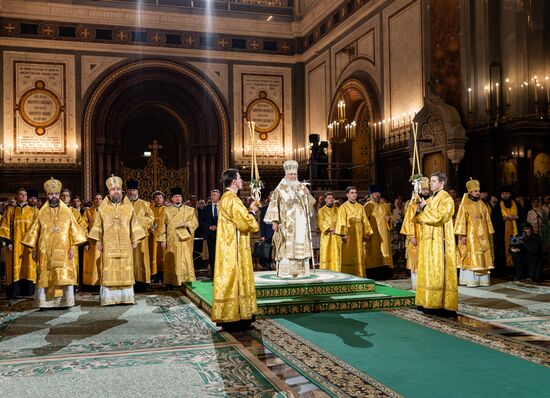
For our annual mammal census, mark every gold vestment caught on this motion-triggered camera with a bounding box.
[212,189,258,323]
[0,204,38,284]
[336,201,373,277]
[130,199,154,283]
[413,190,458,311]
[149,204,165,275]
[21,201,87,289]
[364,201,393,268]
[317,205,341,272]
[88,197,146,287]
[400,201,422,273]
[455,194,494,272]
[500,200,518,267]
[157,205,198,286]
[82,207,101,285]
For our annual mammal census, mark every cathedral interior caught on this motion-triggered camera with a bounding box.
[0,1,549,397]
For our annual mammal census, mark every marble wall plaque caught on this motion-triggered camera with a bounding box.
[3,51,77,164]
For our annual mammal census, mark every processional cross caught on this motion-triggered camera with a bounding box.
[149,140,163,190]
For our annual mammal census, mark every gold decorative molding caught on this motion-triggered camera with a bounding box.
[82,59,230,201]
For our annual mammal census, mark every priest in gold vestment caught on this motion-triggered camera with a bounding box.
[336,186,373,277]
[413,172,458,314]
[157,187,198,286]
[499,188,519,267]
[264,160,316,277]
[60,188,87,284]
[212,169,259,328]
[400,177,430,289]
[364,184,393,272]
[318,192,341,271]
[22,178,87,308]
[149,191,165,282]
[82,194,103,287]
[455,179,495,287]
[88,176,146,306]
[126,180,155,289]
[0,187,38,298]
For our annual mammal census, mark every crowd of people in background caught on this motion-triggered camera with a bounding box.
[1,180,549,302]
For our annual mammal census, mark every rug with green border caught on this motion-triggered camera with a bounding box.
[250,309,550,398]
[185,279,415,316]
[0,293,293,398]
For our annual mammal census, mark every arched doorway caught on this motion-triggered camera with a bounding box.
[328,76,378,189]
[82,59,230,200]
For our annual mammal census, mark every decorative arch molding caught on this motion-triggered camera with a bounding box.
[82,59,230,200]
[328,77,380,184]
[335,58,381,98]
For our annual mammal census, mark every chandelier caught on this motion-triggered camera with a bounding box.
[327,97,356,143]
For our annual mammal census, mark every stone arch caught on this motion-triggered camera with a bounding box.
[82,59,230,199]
[328,76,380,187]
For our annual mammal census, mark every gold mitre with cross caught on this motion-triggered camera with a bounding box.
[106,175,123,190]
[283,160,299,173]
[420,177,430,189]
[466,178,480,192]
[44,177,62,194]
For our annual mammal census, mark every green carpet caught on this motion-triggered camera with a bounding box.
[0,293,292,397]
[266,311,550,398]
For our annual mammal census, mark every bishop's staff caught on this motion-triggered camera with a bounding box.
[410,121,423,202]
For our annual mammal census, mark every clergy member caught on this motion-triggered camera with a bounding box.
[364,184,393,277]
[126,180,155,291]
[498,187,519,268]
[400,177,430,289]
[82,193,103,288]
[212,169,259,330]
[60,188,87,285]
[88,175,146,306]
[22,178,87,309]
[149,191,165,283]
[318,192,341,272]
[455,179,495,287]
[157,187,198,287]
[264,159,316,277]
[0,187,38,298]
[336,186,373,277]
[413,172,457,316]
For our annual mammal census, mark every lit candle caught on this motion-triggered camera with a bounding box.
[484,86,490,111]
[546,76,550,103]
[467,87,472,112]
[495,82,500,110]
[378,121,382,140]
[533,76,538,103]
[507,87,511,106]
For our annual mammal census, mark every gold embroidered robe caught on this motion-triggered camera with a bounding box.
[455,194,494,272]
[413,190,458,311]
[318,205,341,271]
[88,197,146,287]
[69,207,87,281]
[336,201,373,277]
[212,189,259,323]
[400,200,422,273]
[264,179,316,268]
[0,204,38,285]
[364,201,394,268]
[130,199,154,283]
[82,207,101,285]
[500,200,518,267]
[21,202,87,289]
[157,205,198,285]
[149,204,165,275]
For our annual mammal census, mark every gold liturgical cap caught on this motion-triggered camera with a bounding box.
[106,175,123,190]
[44,177,62,194]
[283,160,299,173]
[466,178,480,192]
[420,177,430,189]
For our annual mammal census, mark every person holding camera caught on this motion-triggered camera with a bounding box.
[510,221,544,283]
